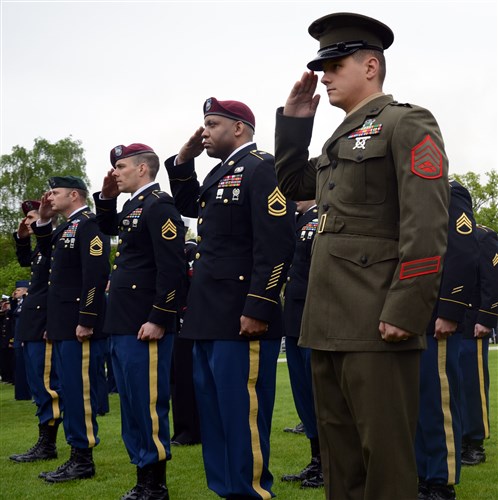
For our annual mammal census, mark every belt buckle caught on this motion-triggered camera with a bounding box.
[318,213,327,234]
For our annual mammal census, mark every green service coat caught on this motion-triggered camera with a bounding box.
[275,94,449,352]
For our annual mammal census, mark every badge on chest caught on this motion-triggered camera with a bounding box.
[61,220,79,248]
[122,208,143,228]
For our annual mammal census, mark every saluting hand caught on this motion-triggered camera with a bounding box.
[39,192,57,223]
[137,322,165,341]
[101,169,120,199]
[284,71,321,118]
[240,315,269,338]
[177,126,205,165]
[17,218,30,239]
[379,321,413,343]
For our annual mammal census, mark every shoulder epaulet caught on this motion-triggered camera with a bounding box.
[389,101,413,108]
[81,211,92,219]
[477,224,492,233]
[250,150,272,161]
[151,190,173,201]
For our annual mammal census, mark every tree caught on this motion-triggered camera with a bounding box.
[453,170,497,233]
[0,136,90,234]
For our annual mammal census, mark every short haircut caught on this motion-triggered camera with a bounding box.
[74,188,88,200]
[134,152,160,179]
[352,49,386,84]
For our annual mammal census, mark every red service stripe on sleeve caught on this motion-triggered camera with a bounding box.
[399,256,441,280]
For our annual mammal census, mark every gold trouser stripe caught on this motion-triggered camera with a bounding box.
[81,341,96,447]
[437,340,456,484]
[149,341,166,461]
[43,341,61,421]
[476,339,490,438]
[247,341,272,500]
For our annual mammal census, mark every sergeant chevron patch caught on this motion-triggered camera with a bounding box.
[411,135,443,179]
[90,236,103,256]
[456,213,473,235]
[493,254,498,267]
[268,188,286,216]
[161,219,177,240]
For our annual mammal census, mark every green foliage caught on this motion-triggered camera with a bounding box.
[0,137,91,234]
[0,234,30,295]
[453,170,498,232]
[0,356,497,499]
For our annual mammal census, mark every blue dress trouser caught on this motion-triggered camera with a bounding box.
[193,339,280,499]
[23,340,62,425]
[416,333,462,485]
[285,336,318,439]
[111,334,173,468]
[459,337,490,442]
[53,338,106,449]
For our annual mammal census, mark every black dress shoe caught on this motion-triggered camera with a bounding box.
[281,456,321,482]
[461,443,486,466]
[425,483,456,500]
[301,472,324,488]
[283,422,305,434]
[44,447,95,483]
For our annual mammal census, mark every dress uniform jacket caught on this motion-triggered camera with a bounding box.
[416,180,478,486]
[283,206,318,338]
[462,225,498,337]
[430,180,479,326]
[275,94,449,351]
[13,234,50,341]
[165,144,296,340]
[93,184,185,336]
[33,208,110,340]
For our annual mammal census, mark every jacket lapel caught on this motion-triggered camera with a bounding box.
[327,94,394,146]
[200,144,254,195]
[118,183,159,224]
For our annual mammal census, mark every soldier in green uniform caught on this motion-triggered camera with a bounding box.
[274,12,450,500]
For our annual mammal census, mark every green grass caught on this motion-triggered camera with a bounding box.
[0,351,496,499]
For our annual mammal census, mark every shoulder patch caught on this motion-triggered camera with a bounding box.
[411,135,443,179]
[268,187,287,217]
[161,219,177,240]
[89,236,103,256]
[456,213,473,235]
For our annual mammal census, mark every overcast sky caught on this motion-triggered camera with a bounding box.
[1,0,497,205]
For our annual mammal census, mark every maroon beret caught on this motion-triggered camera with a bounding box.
[21,200,40,216]
[110,143,155,167]
[203,97,255,131]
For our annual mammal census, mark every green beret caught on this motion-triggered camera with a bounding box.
[48,175,87,191]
